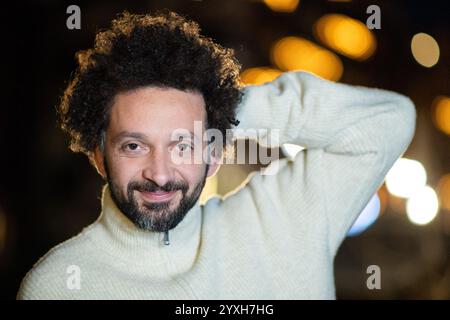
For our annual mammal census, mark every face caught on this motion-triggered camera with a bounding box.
[94,86,218,232]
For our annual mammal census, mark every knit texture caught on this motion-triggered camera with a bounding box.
[17,72,416,299]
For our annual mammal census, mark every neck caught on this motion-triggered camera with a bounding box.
[94,185,202,278]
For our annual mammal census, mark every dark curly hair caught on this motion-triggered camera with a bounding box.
[58,10,243,161]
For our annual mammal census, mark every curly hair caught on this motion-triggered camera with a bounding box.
[58,10,243,160]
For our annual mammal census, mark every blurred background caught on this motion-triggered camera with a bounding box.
[1,0,449,299]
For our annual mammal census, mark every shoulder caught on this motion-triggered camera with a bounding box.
[17,223,98,300]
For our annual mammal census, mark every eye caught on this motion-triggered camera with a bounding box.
[176,143,192,152]
[125,143,139,151]
[120,142,146,154]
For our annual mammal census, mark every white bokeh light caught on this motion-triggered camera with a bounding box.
[385,158,427,198]
[406,186,439,225]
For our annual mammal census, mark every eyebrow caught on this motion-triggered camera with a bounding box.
[111,131,148,144]
[175,132,198,141]
[111,130,200,144]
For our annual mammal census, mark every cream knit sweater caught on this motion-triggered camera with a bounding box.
[17,72,416,299]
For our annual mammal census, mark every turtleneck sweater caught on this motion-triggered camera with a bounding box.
[17,71,416,299]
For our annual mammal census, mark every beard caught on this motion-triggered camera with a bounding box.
[105,159,208,232]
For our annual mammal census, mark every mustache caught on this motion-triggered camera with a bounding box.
[128,180,189,193]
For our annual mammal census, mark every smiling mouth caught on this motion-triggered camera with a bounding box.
[138,190,178,202]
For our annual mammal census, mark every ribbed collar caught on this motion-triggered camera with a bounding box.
[93,185,203,278]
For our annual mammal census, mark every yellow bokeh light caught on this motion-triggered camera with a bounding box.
[377,185,389,216]
[264,0,300,13]
[411,33,440,68]
[432,96,450,136]
[406,186,439,225]
[437,174,450,210]
[271,36,343,81]
[240,67,282,85]
[385,158,427,198]
[314,14,376,60]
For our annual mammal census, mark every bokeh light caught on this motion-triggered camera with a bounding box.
[377,185,389,216]
[240,67,282,85]
[271,36,343,81]
[385,158,427,198]
[411,33,440,68]
[432,96,450,136]
[348,193,381,236]
[406,186,439,225]
[437,174,450,211]
[313,14,376,61]
[263,0,300,13]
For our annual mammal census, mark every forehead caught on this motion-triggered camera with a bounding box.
[108,86,206,138]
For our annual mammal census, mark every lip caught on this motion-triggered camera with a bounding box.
[139,190,177,202]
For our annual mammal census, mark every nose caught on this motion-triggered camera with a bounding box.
[142,147,175,187]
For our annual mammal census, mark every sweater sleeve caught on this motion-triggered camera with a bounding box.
[233,71,416,256]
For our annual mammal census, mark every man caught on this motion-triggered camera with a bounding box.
[17,11,416,299]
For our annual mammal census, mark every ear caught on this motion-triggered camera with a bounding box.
[206,147,222,178]
[207,160,220,178]
[93,146,106,178]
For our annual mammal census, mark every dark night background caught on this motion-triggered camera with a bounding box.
[1,0,449,299]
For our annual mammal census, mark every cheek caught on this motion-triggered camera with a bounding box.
[179,163,207,187]
[107,157,141,188]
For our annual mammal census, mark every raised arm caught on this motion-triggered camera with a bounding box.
[234,71,416,255]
